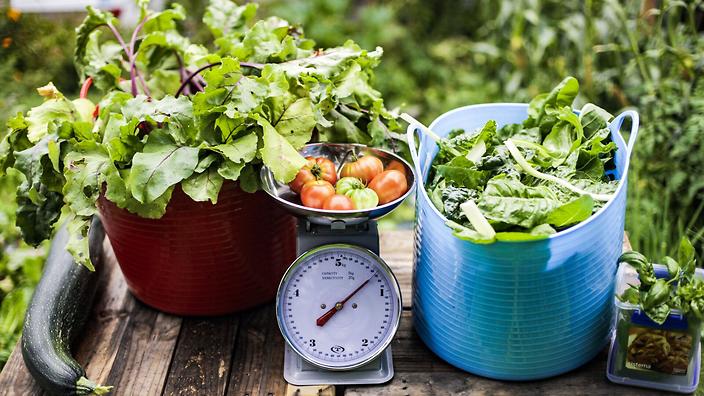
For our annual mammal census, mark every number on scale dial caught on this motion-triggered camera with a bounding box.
[276,245,401,370]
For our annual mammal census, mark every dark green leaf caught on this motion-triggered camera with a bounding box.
[546,195,594,227]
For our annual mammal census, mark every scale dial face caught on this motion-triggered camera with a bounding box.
[276,244,402,371]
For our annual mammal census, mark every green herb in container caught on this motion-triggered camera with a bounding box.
[608,238,702,393]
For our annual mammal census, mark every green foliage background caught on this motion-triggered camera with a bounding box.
[0,0,702,370]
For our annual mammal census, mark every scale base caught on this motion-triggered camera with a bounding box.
[283,344,394,385]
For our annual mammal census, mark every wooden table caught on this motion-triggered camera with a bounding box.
[0,230,677,395]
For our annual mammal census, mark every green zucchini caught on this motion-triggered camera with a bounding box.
[21,218,112,395]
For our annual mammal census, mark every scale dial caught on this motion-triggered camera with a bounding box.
[276,244,402,371]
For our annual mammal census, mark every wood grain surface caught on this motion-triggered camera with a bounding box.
[0,231,675,395]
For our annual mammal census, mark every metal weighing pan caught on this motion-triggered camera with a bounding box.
[260,143,416,225]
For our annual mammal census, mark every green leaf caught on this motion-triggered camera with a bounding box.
[103,168,174,219]
[80,30,124,91]
[663,256,680,279]
[62,141,115,217]
[579,103,612,139]
[439,185,477,223]
[128,133,199,203]
[229,17,293,62]
[436,157,488,189]
[74,6,119,82]
[217,160,245,181]
[143,3,186,34]
[209,133,258,164]
[495,225,555,241]
[445,220,495,244]
[66,215,94,270]
[26,90,79,143]
[678,237,696,275]
[182,166,224,204]
[316,108,371,144]
[204,0,258,39]
[546,195,594,227]
[257,117,307,183]
[642,279,671,310]
[335,63,383,108]
[16,190,63,246]
[272,98,317,149]
[271,42,383,80]
[619,251,657,287]
[195,154,218,173]
[644,303,671,325]
[524,76,579,130]
[238,164,259,193]
[618,286,640,305]
[478,177,560,228]
[47,139,60,173]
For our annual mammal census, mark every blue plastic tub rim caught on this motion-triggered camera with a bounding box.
[405,103,640,242]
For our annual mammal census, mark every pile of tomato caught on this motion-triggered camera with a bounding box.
[289,155,409,210]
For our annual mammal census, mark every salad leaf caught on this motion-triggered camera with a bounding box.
[257,117,307,183]
[436,157,488,190]
[546,195,594,228]
[74,6,119,82]
[128,132,199,203]
[478,177,560,229]
[182,166,224,204]
[204,0,258,39]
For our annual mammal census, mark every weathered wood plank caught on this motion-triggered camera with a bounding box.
[343,311,671,396]
[162,316,240,396]
[75,238,132,385]
[105,300,182,395]
[226,305,287,396]
[379,230,414,308]
[285,384,335,396]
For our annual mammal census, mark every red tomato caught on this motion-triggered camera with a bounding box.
[368,170,408,205]
[322,194,355,210]
[289,157,337,194]
[310,157,337,185]
[300,180,336,209]
[340,155,384,184]
[385,160,407,177]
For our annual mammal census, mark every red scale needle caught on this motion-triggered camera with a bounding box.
[316,274,375,327]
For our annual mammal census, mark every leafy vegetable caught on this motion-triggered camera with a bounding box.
[0,0,406,269]
[420,77,618,243]
[618,237,703,325]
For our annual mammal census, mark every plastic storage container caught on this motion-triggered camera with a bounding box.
[607,263,702,393]
[98,181,296,316]
[406,104,639,380]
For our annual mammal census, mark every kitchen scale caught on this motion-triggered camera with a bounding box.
[260,143,416,386]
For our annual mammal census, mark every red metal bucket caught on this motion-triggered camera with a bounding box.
[97,182,296,316]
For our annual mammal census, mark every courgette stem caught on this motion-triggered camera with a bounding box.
[77,376,113,395]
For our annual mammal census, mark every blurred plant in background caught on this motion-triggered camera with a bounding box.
[0,170,46,368]
[0,0,702,366]
[0,8,80,127]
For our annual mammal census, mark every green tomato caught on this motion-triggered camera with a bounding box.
[347,188,379,209]
[335,177,365,196]
[335,177,379,209]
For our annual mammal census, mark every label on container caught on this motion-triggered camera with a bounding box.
[625,326,692,375]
